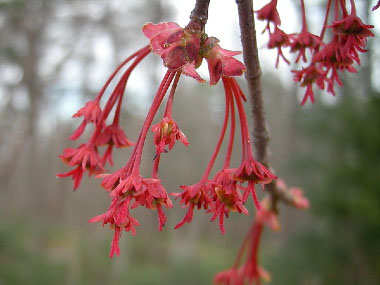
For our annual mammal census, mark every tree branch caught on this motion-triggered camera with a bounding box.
[236,0,280,210]
[186,0,210,31]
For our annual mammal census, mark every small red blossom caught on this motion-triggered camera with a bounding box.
[208,182,248,234]
[58,144,104,189]
[111,172,154,198]
[59,144,103,173]
[204,37,246,85]
[290,30,321,62]
[328,14,374,66]
[330,14,374,38]
[96,124,134,148]
[235,158,276,185]
[56,166,83,190]
[151,117,189,154]
[89,196,140,257]
[143,22,201,70]
[267,27,291,67]
[98,167,129,192]
[173,182,211,229]
[132,179,172,231]
[313,39,357,94]
[292,64,326,105]
[255,0,281,31]
[96,124,134,165]
[69,99,102,140]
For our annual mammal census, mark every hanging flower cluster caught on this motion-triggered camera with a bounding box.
[256,0,375,105]
[214,198,279,285]
[58,21,277,257]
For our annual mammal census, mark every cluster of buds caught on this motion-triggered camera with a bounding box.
[58,21,277,257]
[256,0,376,105]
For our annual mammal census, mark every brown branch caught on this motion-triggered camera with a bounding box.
[236,0,280,210]
[186,0,210,31]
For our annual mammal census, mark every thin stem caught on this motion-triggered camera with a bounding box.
[152,154,160,178]
[186,0,210,32]
[228,79,248,161]
[164,71,182,117]
[232,222,255,268]
[300,0,308,31]
[223,85,236,169]
[199,80,231,182]
[89,47,150,144]
[95,45,150,101]
[349,0,356,15]
[320,0,333,40]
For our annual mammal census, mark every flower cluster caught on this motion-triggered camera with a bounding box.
[58,21,276,257]
[214,181,309,285]
[214,198,278,285]
[256,0,375,105]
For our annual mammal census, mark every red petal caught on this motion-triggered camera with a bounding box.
[182,63,205,83]
[142,22,180,40]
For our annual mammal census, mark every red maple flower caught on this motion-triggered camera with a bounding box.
[69,99,101,140]
[132,179,172,231]
[292,64,326,105]
[255,0,281,31]
[208,182,248,234]
[214,199,278,284]
[96,123,134,165]
[151,117,189,154]
[96,124,134,148]
[173,182,211,229]
[56,166,83,190]
[204,37,246,85]
[89,195,140,257]
[313,39,357,94]
[329,14,374,65]
[267,27,291,67]
[290,30,321,62]
[58,144,104,189]
[143,22,201,70]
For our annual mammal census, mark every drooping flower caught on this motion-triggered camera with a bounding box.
[89,195,140,257]
[255,0,281,32]
[292,64,326,105]
[173,182,211,229]
[57,144,104,189]
[96,124,134,149]
[214,198,278,284]
[151,117,189,154]
[69,99,102,140]
[290,30,321,63]
[208,182,248,234]
[143,22,201,70]
[204,37,246,85]
[96,123,134,165]
[268,27,291,67]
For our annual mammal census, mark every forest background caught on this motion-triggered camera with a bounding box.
[0,0,379,284]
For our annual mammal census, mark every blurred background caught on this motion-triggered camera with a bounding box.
[0,0,379,284]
